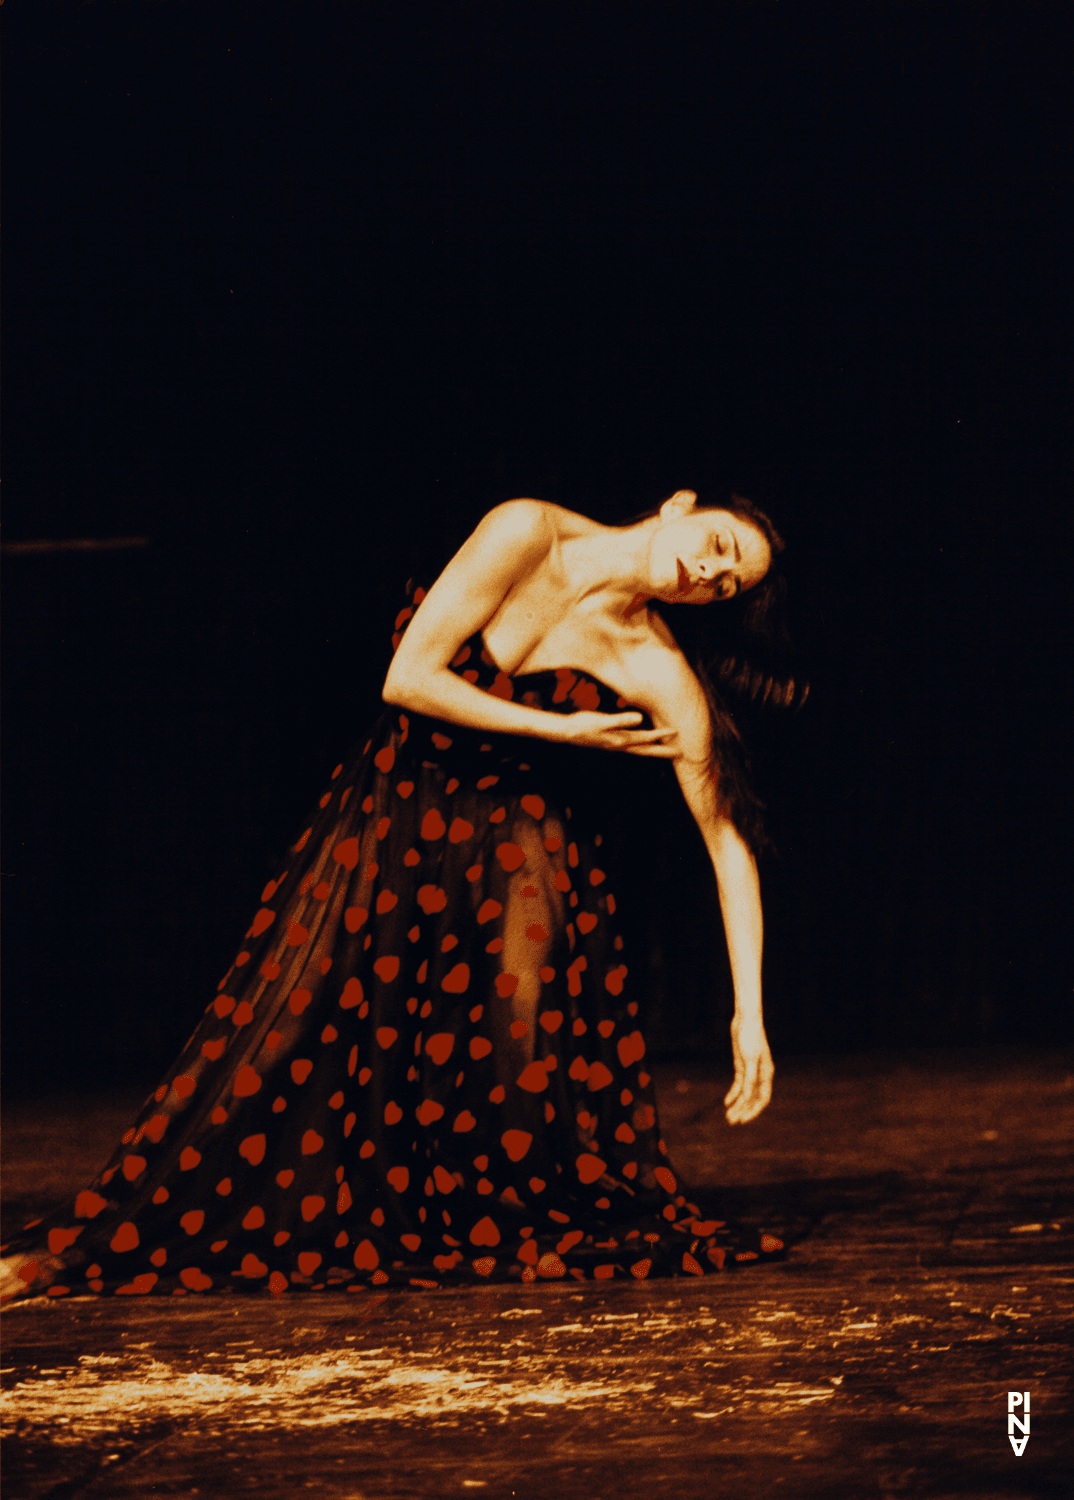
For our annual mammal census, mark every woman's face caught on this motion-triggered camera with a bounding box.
[648,493,772,604]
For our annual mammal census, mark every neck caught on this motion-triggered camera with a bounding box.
[564,518,660,620]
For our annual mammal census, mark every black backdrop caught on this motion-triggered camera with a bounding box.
[3,2,1070,1096]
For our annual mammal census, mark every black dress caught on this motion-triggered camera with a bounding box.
[4,583,783,1299]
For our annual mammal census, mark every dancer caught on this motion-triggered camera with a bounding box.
[2,489,800,1299]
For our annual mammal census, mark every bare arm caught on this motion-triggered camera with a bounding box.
[634,643,774,1123]
[382,502,674,754]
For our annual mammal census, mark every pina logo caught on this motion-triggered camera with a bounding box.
[1008,1390,1030,1455]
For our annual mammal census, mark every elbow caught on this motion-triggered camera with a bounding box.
[381,662,418,709]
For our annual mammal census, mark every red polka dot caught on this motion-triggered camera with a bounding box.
[71,1188,105,1224]
[202,1039,226,1061]
[604,965,628,996]
[496,843,526,872]
[516,1061,549,1093]
[448,818,474,844]
[215,995,236,1018]
[116,1273,159,1296]
[376,890,398,915]
[179,1211,204,1237]
[232,1001,254,1027]
[254,910,281,943]
[617,1031,646,1067]
[442,963,470,994]
[374,746,395,774]
[384,1101,403,1125]
[525,922,550,943]
[495,973,519,998]
[654,1166,677,1194]
[152,1187,169,1204]
[501,1129,533,1162]
[301,1195,326,1222]
[339,978,364,1010]
[587,1061,614,1091]
[47,1227,82,1254]
[260,961,281,981]
[576,1153,607,1185]
[238,1133,266,1166]
[453,1110,477,1132]
[417,885,447,915]
[243,1206,265,1230]
[469,1216,500,1247]
[429,1165,456,1195]
[425,1033,455,1066]
[180,1147,202,1171]
[476,899,502,925]
[353,1240,379,1270]
[416,1100,445,1125]
[520,795,545,820]
[432,732,454,750]
[122,1155,147,1181]
[537,1253,566,1279]
[576,912,598,934]
[291,1059,313,1084]
[344,907,369,934]
[376,1027,399,1049]
[421,809,447,840]
[301,1130,324,1155]
[333,837,360,871]
[284,922,307,948]
[373,956,400,983]
[387,1166,410,1193]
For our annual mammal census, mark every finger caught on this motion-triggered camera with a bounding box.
[620,727,677,744]
[727,1057,759,1118]
[603,712,645,728]
[728,1063,772,1122]
[623,744,679,758]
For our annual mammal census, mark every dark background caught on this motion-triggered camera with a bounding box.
[3,1,1070,1096]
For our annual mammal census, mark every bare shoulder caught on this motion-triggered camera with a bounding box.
[472,498,556,552]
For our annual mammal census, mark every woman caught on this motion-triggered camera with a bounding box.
[2,489,793,1300]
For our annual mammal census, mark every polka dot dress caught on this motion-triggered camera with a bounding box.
[3,583,784,1300]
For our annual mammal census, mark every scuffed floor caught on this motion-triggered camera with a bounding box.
[3,1048,1072,1498]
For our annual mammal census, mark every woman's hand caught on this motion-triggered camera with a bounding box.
[560,710,678,756]
[724,1011,774,1124]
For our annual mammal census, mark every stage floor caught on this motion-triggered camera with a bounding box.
[3,1047,1071,1498]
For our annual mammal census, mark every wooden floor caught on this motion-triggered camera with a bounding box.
[3,1047,1072,1499]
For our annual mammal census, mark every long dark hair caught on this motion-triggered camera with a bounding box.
[640,493,808,851]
